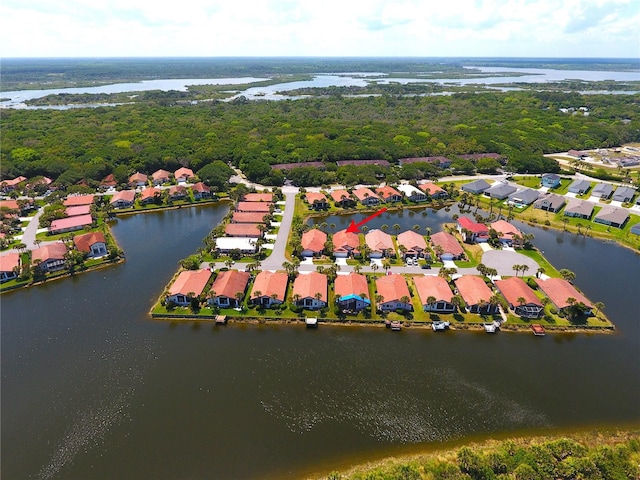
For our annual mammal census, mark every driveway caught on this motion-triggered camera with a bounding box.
[481,249,540,276]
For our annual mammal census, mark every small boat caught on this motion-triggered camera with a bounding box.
[484,323,497,333]
[305,317,318,328]
[432,321,450,332]
[531,324,546,336]
[390,321,402,331]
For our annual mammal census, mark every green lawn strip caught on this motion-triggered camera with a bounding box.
[517,250,560,277]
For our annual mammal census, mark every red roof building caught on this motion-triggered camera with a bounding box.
[365,229,394,257]
[190,182,211,198]
[128,172,148,187]
[139,187,162,204]
[454,275,498,314]
[489,220,522,246]
[32,242,67,272]
[151,169,172,185]
[63,194,95,207]
[243,193,273,202]
[65,205,92,217]
[209,270,250,307]
[236,202,272,213]
[250,270,288,306]
[413,275,456,312]
[301,228,327,257]
[495,277,543,318]
[100,174,117,188]
[224,223,263,238]
[73,231,107,257]
[352,187,381,205]
[292,272,328,309]
[396,230,427,257]
[430,231,464,260]
[332,229,360,257]
[305,192,329,209]
[49,214,93,234]
[375,274,412,311]
[174,167,195,182]
[0,252,21,282]
[535,278,593,311]
[419,182,448,198]
[168,185,187,199]
[330,189,355,206]
[0,176,27,191]
[110,190,136,208]
[375,185,403,202]
[335,273,371,312]
[231,212,269,224]
[167,269,212,306]
[456,217,489,242]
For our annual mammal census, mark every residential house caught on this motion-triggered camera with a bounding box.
[430,231,464,260]
[292,272,328,310]
[191,182,212,199]
[396,230,427,258]
[335,273,371,312]
[365,229,394,258]
[461,179,491,194]
[224,223,263,238]
[563,199,594,219]
[110,190,136,208]
[612,186,636,203]
[166,269,212,306]
[32,242,67,272]
[208,270,250,308]
[139,187,162,205]
[73,232,108,258]
[494,277,543,318]
[568,179,592,195]
[541,173,561,188]
[0,176,27,192]
[100,174,117,189]
[593,206,629,228]
[214,237,257,255]
[533,193,566,213]
[0,199,35,215]
[335,159,390,167]
[0,252,20,282]
[375,185,403,203]
[231,212,268,224]
[174,167,195,183]
[305,192,329,210]
[243,193,273,203]
[397,184,427,202]
[65,205,92,217]
[249,270,288,307]
[167,185,187,201]
[330,189,356,207]
[419,182,448,198]
[236,202,272,213]
[128,172,148,188]
[454,275,498,314]
[352,187,381,206]
[332,229,360,258]
[151,169,172,185]
[375,274,412,312]
[49,214,93,234]
[457,217,489,243]
[63,194,95,207]
[484,182,517,200]
[300,228,327,257]
[591,183,613,199]
[489,220,522,246]
[507,188,539,206]
[413,275,456,313]
[536,277,592,315]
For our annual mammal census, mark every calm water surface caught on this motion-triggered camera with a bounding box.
[2,205,639,480]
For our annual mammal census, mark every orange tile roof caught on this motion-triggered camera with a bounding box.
[332,229,360,254]
[535,277,592,309]
[63,194,95,207]
[232,212,268,223]
[0,252,20,272]
[174,167,195,179]
[0,200,20,211]
[236,202,271,212]
[365,229,394,252]
[250,270,288,302]
[413,275,454,304]
[243,193,273,202]
[430,231,464,257]
[375,274,410,303]
[375,185,401,200]
[169,269,212,297]
[152,169,172,181]
[292,272,327,302]
[335,273,369,299]
[495,277,541,306]
[73,232,106,253]
[419,182,446,195]
[168,185,187,197]
[210,270,250,299]
[101,174,117,186]
[352,187,380,202]
[1,176,27,187]
[110,190,136,204]
[301,228,327,253]
[454,275,493,306]
[191,182,210,193]
[489,220,521,239]
[32,242,67,263]
[224,223,263,237]
[139,187,161,201]
[396,230,427,251]
[129,172,147,183]
[330,189,353,203]
[305,192,328,204]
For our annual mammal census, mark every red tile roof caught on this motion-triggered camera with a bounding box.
[375,274,410,303]
[292,272,327,302]
[50,214,93,232]
[152,169,172,182]
[32,242,67,263]
[210,270,250,299]
[430,231,464,257]
[0,252,20,272]
[336,159,390,167]
[175,167,195,180]
[352,187,380,202]
[301,228,327,253]
[191,182,210,193]
[535,278,592,309]
[243,193,273,202]
[332,229,360,254]
[330,189,353,203]
[396,230,427,251]
[365,229,394,252]
[413,275,454,304]
[129,172,148,184]
[65,205,92,217]
[419,182,446,195]
[489,220,521,239]
[169,269,212,297]
[110,190,136,204]
[495,277,541,307]
[454,275,493,306]
[0,200,20,211]
[335,273,369,299]
[305,192,328,204]
[232,212,268,223]
[63,194,95,207]
[457,217,488,234]
[250,270,288,302]
[375,185,402,200]
[1,176,27,187]
[168,185,187,197]
[139,187,161,201]
[101,174,117,187]
[224,223,263,237]
[236,202,271,212]
[73,232,106,253]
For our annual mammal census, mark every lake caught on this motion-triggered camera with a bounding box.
[1,204,639,480]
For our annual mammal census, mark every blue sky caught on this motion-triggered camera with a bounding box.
[1,0,639,58]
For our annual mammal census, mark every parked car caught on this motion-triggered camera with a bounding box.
[421,263,431,269]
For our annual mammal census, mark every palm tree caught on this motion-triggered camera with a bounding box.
[370,262,379,274]
[380,224,389,233]
[382,259,391,274]
[400,295,411,309]
[512,264,522,276]
[520,265,530,277]
[412,224,421,232]
[375,294,384,310]
[392,224,401,236]
[593,301,605,316]
[559,269,576,282]
[517,296,527,307]
[329,223,336,234]
[426,295,437,311]
[353,264,362,274]
[361,225,369,235]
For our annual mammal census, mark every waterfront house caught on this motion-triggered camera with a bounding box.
[533,193,566,213]
[591,183,613,199]
[568,179,592,195]
[507,188,539,206]
[32,242,67,272]
[430,231,464,260]
[484,182,517,200]
[419,182,448,199]
[630,223,640,236]
[0,252,20,282]
[139,187,162,205]
[208,270,250,308]
[73,232,107,258]
[167,185,187,201]
[353,187,381,206]
[541,173,561,188]
[49,214,93,235]
[301,228,327,257]
[174,167,195,183]
[375,186,403,203]
[151,169,171,185]
[224,223,263,238]
[454,275,498,314]
[236,202,272,213]
[489,220,522,247]
[593,206,629,228]
[63,194,95,207]
[330,189,356,208]
[214,237,257,255]
[292,272,327,310]
[243,193,273,203]
[65,205,92,217]
[536,277,592,315]
[461,179,490,195]
[167,269,212,306]
[375,274,412,312]
[563,199,594,219]
[413,275,456,313]
[494,277,543,318]
[304,192,329,210]
[457,217,489,243]
[397,184,427,202]
[128,172,148,188]
[332,229,360,258]
[190,182,212,199]
[335,273,371,312]
[612,186,636,203]
[231,212,268,224]
[396,230,427,258]
[110,190,136,208]
[250,270,288,307]
[365,229,394,258]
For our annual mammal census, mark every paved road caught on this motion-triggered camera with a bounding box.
[261,190,296,270]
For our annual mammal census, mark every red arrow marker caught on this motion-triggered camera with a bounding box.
[346,208,388,233]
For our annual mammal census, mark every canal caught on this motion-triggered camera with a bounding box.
[1,204,639,480]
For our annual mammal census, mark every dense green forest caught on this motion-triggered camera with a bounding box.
[1,91,638,188]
